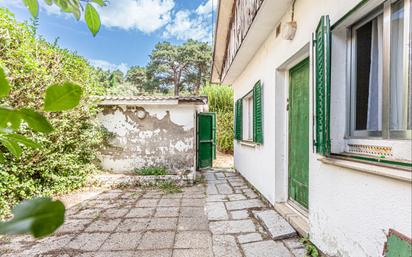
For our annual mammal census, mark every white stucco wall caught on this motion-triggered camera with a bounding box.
[97,104,202,173]
[230,0,412,256]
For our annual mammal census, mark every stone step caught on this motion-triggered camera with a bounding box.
[253,210,297,240]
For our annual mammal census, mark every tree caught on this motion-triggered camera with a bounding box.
[109,69,125,87]
[126,66,147,91]
[181,40,212,95]
[146,40,212,96]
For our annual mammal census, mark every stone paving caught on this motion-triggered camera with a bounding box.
[0,170,305,257]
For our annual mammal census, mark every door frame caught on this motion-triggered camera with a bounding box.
[287,57,310,211]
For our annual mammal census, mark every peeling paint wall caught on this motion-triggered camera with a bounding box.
[97,104,203,174]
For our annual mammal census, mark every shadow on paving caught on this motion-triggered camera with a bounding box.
[0,170,306,257]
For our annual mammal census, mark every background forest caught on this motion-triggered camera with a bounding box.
[0,8,232,220]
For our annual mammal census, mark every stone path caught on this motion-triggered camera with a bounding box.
[0,170,305,257]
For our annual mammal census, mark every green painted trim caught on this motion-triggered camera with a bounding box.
[331,0,370,30]
[335,154,412,168]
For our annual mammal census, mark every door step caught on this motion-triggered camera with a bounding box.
[252,210,297,240]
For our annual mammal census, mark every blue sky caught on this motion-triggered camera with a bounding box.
[0,0,217,74]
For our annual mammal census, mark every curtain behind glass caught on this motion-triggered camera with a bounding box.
[389,0,405,130]
[367,15,383,131]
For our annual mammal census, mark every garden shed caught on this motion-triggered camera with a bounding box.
[96,96,213,175]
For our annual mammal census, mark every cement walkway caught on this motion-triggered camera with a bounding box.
[0,170,305,257]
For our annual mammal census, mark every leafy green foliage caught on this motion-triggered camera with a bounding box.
[146,40,212,96]
[44,82,82,112]
[300,237,319,257]
[158,181,183,194]
[0,198,64,238]
[135,166,168,176]
[201,85,234,153]
[84,3,101,37]
[21,0,104,36]
[0,9,106,220]
[0,66,10,97]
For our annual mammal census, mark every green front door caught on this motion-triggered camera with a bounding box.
[288,58,310,209]
[197,112,216,169]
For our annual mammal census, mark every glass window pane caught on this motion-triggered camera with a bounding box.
[389,0,405,130]
[354,15,383,131]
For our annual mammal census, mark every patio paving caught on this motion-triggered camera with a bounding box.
[0,170,305,257]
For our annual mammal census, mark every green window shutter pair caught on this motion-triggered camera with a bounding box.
[235,99,242,140]
[253,81,263,144]
[314,15,331,156]
[234,81,263,144]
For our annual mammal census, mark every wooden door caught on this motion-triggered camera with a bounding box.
[288,58,310,209]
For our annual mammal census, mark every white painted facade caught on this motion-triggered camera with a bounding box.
[213,0,412,256]
[96,98,207,174]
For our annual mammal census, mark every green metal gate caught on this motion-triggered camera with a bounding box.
[197,112,216,169]
[288,58,310,209]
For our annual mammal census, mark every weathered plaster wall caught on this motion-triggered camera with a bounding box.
[230,0,411,256]
[97,104,199,174]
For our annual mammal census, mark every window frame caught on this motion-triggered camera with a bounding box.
[242,91,254,142]
[348,0,411,140]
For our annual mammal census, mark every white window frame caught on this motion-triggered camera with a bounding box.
[242,92,254,141]
[349,0,411,140]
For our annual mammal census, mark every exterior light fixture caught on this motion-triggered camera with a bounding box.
[282,0,297,40]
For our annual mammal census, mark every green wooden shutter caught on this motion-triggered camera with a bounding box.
[253,81,263,144]
[314,15,331,156]
[235,99,243,140]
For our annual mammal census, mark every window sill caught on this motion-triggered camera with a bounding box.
[239,141,257,148]
[319,156,412,182]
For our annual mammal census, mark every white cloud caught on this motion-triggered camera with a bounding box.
[89,59,129,74]
[163,0,216,42]
[97,0,175,33]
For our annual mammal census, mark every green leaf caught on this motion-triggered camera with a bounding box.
[44,0,52,5]
[92,0,105,7]
[0,152,4,162]
[0,198,65,238]
[19,109,54,133]
[23,0,39,17]
[0,137,23,158]
[44,82,83,112]
[0,107,21,130]
[5,134,41,149]
[0,67,10,98]
[85,3,101,37]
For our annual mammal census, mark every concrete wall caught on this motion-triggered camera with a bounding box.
[230,0,412,256]
[97,104,202,174]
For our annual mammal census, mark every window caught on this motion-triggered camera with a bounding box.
[234,81,263,144]
[350,0,411,139]
[243,92,254,141]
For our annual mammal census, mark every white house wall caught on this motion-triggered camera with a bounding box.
[97,104,199,173]
[231,0,411,256]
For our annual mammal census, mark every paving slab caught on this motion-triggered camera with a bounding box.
[66,232,110,251]
[174,231,212,249]
[206,202,229,220]
[253,210,297,240]
[100,232,142,250]
[238,233,263,244]
[212,235,242,257]
[225,199,265,210]
[209,220,256,234]
[242,240,294,257]
[137,231,175,249]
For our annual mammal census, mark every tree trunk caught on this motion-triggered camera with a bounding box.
[195,69,202,96]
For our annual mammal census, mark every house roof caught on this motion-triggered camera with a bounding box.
[95,95,208,106]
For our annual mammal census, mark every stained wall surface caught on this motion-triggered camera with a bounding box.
[97,104,201,174]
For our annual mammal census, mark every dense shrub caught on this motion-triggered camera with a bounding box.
[201,85,234,153]
[0,9,106,219]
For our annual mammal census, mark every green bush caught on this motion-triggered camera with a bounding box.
[134,166,168,176]
[201,84,234,153]
[0,9,106,219]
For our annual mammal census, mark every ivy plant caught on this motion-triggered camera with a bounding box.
[21,0,105,36]
[0,66,82,238]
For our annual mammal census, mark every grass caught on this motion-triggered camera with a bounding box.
[158,181,183,194]
[134,166,168,176]
[300,237,319,257]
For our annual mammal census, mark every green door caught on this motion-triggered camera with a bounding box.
[288,58,310,209]
[197,112,216,169]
